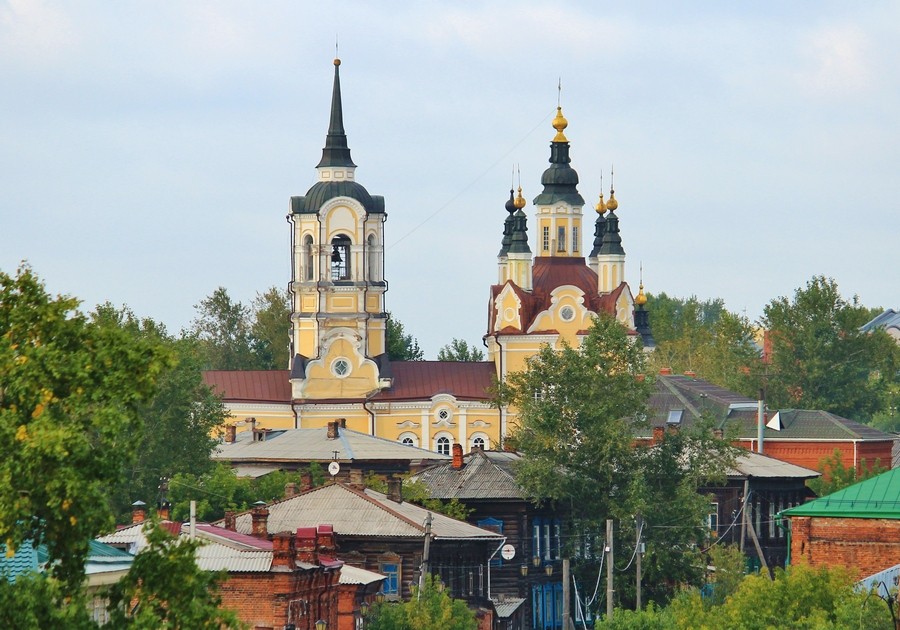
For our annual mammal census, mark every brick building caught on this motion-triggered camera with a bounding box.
[779,467,900,578]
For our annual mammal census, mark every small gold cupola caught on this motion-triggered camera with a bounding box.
[635,282,648,306]
[552,106,569,143]
[514,185,526,209]
[595,192,607,215]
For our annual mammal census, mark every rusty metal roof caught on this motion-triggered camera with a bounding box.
[214,426,449,464]
[413,450,524,500]
[224,483,503,541]
[203,370,291,403]
[373,361,495,401]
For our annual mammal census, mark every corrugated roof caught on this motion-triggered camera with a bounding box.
[373,362,495,402]
[861,309,900,334]
[729,451,820,480]
[194,542,274,573]
[339,564,386,585]
[780,467,900,519]
[0,542,40,581]
[215,426,449,464]
[493,597,526,618]
[190,523,273,550]
[223,483,503,541]
[413,450,524,500]
[203,370,291,403]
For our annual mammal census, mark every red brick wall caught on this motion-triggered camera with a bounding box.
[735,440,893,474]
[789,516,900,578]
[220,570,340,630]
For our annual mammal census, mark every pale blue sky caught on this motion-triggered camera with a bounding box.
[1,1,898,357]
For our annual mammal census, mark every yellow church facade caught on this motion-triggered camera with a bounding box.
[203,59,652,456]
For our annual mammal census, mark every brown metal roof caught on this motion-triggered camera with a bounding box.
[203,370,291,403]
[373,361,495,401]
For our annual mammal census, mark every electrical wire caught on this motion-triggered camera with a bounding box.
[615,521,645,572]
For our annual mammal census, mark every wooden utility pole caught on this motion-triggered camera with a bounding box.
[419,512,433,597]
[562,557,571,630]
[606,519,614,619]
[740,480,749,553]
[635,513,643,611]
[744,504,770,578]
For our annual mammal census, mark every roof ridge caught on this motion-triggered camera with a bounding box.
[359,487,426,533]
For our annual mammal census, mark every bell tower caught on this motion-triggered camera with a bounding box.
[287,59,390,401]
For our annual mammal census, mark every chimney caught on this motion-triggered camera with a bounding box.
[452,443,464,469]
[652,426,665,445]
[224,424,236,444]
[386,478,403,503]
[713,428,724,440]
[338,418,347,429]
[224,511,236,532]
[317,524,335,556]
[658,367,673,376]
[327,420,339,440]
[296,526,318,564]
[250,501,269,539]
[300,470,313,492]
[348,468,364,490]
[285,482,298,499]
[131,500,147,524]
[157,500,171,521]
[683,370,696,378]
[272,532,295,570]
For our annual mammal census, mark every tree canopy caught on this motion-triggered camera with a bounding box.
[762,275,898,421]
[366,574,476,630]
[385,312,424,361]
[437,338,485,362]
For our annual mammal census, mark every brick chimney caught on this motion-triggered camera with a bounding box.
[452,443,464,469]
[285,482,298,499]
[386,478,403,503]
[296,526,318,564]
[347,468,364,490]
[299,470,313,492]
[338,418,347,429]
[224,511,236,532]
[224,424,236,444]
[327,420,340,440]
[317,524,335,556]
[250,501,269,539]
[272,532,295,570]
[659,367,673,376]
[683,370,696,378]
[652,426,665,445]
[157,500,171,521]
[131,500,147,524]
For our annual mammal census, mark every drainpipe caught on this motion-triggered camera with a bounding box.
[486,536,507,600]
[853,440,859,469]
[363,388,379,436]
[757,394,765,454]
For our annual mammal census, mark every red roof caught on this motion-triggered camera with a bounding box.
[373,361,495,401]
[204,370,291,403]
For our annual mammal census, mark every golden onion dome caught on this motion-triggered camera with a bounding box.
[595,193,607,214]
[635,283,648,306]
[514,185,526,209]
[334,58,341,66]
[606,189,618,211]
[552,106,568,142]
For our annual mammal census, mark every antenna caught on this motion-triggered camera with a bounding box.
[517,164,522,188]
[557,77,562,107]
[511,164,515,191]
[610,164,615,193]
[335,35,339,59]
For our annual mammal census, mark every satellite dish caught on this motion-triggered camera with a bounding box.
[328,461,340,477]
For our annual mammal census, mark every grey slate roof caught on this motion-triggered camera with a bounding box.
[728,451,820,480]
[412,450,525,500]
[222,482,504,541]
[213,425,449,465]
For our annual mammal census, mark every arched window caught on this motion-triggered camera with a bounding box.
[398,432,418,448]
[436,435,451,456]
[367,234,378,280]
[304,235,314,281]
[472,436,486,450]
[330,235,351,280]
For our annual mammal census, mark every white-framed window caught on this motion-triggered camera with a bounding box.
[331,357,351,378]
[542,226,550,251]
[708,502,719,534]
[470,432,489,451]
[434,407,453,425]
[434,432,453,456]
[572,226,579,252]
[398,432,419,448]
[304,234,315,281]
[560,305,575,322]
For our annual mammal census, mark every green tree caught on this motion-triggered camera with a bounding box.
[189,287,259,370]
[106,521,243,629]
[437,338,485,362]
[762,276,898,421]
[250,286,291,370]
[806,448,889,497]
[0,265,170,588]
[646,293,727,346]
[366,574,476,630]
[91,305,226,521]
[0,571,94,629]
[705,544,746,606]
[385,312,424,361]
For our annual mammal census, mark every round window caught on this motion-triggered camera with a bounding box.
[332,358,351,378]
[438,409,450,421]
[560,305,575,322]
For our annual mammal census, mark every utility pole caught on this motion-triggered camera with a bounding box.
[739,480,748,553]
[562,557,571,630]
[606,519,614,619]
[419,512,433,598]
[635,513,642,611]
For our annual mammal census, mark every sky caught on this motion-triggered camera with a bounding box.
[1,1,898,359]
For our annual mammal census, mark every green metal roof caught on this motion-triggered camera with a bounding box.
[779,467,900,519]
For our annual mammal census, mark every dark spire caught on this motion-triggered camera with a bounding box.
[533,107,584,206]
[598,185,624,255]
[317,59,356,168]
[589,191,608,258]
[498,189,517,256]
[508,208,531,254]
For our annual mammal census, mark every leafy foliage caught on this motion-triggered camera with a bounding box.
[437,338,485,362]
[250,287,291,370]
[762,276,898,421]
[806,448,889,497]
[189,287,259,370]
[386,312,424,361]
[0,571,94,629]
[365,574,476,630]
[0,266,171,588]
[106,521,243,629]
